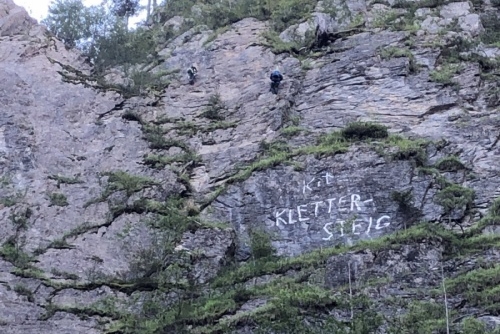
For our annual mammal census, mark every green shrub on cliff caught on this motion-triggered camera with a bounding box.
[341,122,389,141]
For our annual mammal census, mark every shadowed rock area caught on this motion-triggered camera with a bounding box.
[1,0,500,332]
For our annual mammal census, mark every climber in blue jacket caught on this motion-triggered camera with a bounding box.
[187,65,198,85]
[270,68,283,94]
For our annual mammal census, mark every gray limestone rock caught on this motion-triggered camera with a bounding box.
[458,13,484,37]
[478,316,500,331]
[279,12,339,43]
[2,0,500,331]
[208,152,442,257]
[163,15,185,32]
[440,2,471,19]
[175,227,235,284]
[0,0,36,36]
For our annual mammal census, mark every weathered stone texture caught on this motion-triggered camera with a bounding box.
[2,0,500,331]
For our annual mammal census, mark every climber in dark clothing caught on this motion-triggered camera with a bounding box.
[187,65,198,85]
[270,69,283,94]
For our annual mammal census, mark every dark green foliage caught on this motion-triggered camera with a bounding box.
[121,110,144,123]
[51,268,79,280]
[89,25,156,73]
[341,122,389,141]
[0,238,33,269]
[147,198,197,233]
[480,12,500,45]
[392,145,426,165]
[183,0,318,32]
[469,0,483,9]
[103,171,157,197]
[489,197,500,217]
[116,69,169,96]
[48,192,69,207]
[142,124,166,149]
[249,228,275,259]
[385,135,429,166]
[42,0,92,48]
[110,217,500,333]
[43,0,159,75]
[259,139,290,156]
[262,29,316,54]
[201,94,225,121]
[48,174,83,187]
[461,317,488,334]
[201,0,257,30]
[434,156,466,172]
[83,171,158,209]
[391,189,414,210]
[114,277,381,334]
[281,126,303,138]
[156,0,319,55]
[270,0,317,32]
[205,121,238,132]
[110,0,140,18]
[390,301,450,333]
[438,36,478,64]
[316,130,346,146]
[143,152,202,169]
[9,208,32,230]
[446,265,500,313]
[14,285,35,302]
[379,46,419,73]
[429,63,462,87]
[158,0,197,22]
[350,308,384,334]
[142,124,189,151]
[435,184,475,214]
[0,196,17,207]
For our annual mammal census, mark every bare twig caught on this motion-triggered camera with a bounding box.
[441,263,450,334]
[348,262,354,320]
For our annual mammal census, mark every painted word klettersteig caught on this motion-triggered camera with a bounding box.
[275,193,391,240]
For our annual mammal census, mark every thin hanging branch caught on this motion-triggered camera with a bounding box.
[441,263,450,334]
[348,262,354,320]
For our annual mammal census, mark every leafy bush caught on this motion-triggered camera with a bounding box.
[202,94,225,120]
[435,184,475,214]
[386,135,429,166]
[0,238,33,269]
[262,29,315,54]
[118,69,169,97]
[159,0,318,33]
[249,228,275,259]
[270,0,317,32]
[430,63,462,86]
[43,0,158,75]
[480,12,500,46]
[91,26,158,73]
[391,189,414,210]
[42,0,95,48]
[461,317,488,334]
[489,197,500,217]
[48,192,69,207]
[259,139,290,155]
[392,301,451,333]
[341,122,389,141]
[434,156,466,172]
[103,171,157,197]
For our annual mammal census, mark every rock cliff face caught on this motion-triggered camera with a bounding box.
[1,0,500,332]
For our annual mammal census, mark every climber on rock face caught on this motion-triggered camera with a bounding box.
[270,68,283,94]
[187,65,198,85]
